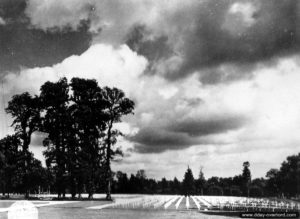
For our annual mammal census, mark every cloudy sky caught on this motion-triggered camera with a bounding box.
[0,0,300,180]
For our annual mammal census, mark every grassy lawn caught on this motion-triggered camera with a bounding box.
[0,200,235,219]
[38,207,233,219]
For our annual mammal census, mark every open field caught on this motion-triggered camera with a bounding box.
[0,194,299,219]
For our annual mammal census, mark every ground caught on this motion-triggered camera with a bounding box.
[0,201,233,219]
[0,202,233,219]
[0,194,299,219]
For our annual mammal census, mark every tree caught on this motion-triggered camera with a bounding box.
[134,169,146,193]
[40,78,71,198]
[182,166,195,196]
[195,166,206,195]
[6,92,40,198]
[102,87,135,200]
[242,161,251,197]
[277,153,300,197]
[266,169,280,196]
[0,135,48,197]
[250,178,266,197]
[26,155,49,194]
[115,171,129,193]
[160,177,169,194]
[0,135,21,197]
[170,177,181,194]
[69,77,108,199]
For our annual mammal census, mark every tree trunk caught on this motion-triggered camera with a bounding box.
[106,123,112,201]
[70,175,76,199]
[2,183,5,196]
[106,180,112,200]
[24,147,30,199]
[71,192,76,200]
[25,190,29,199]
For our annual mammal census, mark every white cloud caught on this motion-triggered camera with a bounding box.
[229,2,257,26]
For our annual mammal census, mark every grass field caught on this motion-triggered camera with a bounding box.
[0,194,299,219]
[0,202,237,219]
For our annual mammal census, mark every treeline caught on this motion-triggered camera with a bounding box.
[0,77,134,200]
[111,155,299,198]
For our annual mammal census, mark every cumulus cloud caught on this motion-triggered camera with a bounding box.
[2,44,147,96]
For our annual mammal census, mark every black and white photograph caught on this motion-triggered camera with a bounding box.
[0,0,299,218]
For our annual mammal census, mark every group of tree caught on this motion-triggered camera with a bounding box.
[0,135,50,197]
[110,155,299,198]
[0,77,134,200]
[109,164,253,197]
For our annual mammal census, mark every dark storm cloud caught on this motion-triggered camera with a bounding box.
[126,0,300,84]
[125,25,174,73]
[0,0,92,74]
[169,115,248,137]
[176,0,299,79]
[129,127,199,153]
[126,25,173,61]
[129,114,248,153]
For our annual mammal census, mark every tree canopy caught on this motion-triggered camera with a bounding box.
[1,77,135,199]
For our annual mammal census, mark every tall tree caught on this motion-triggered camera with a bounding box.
[0,135,47,197]
[171,177,181,194]
[39,78,71,198]
[6,92,40,198]
[277,153,300,197]
[242,161,251,197]
[69,77,108,199]
[195,166,206,195]
[115,171,129,193]
[0,135,21,197]
[182,166,195,196]
[136,169,147,193]
[266,168,280,196]
[102,87,134,200]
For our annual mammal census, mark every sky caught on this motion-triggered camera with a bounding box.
[0,0,300,180]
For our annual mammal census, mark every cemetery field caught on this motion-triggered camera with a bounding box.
[0,194,299,219]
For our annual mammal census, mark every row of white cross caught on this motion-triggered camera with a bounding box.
[88,195,212,210]
[87,195,300,211]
